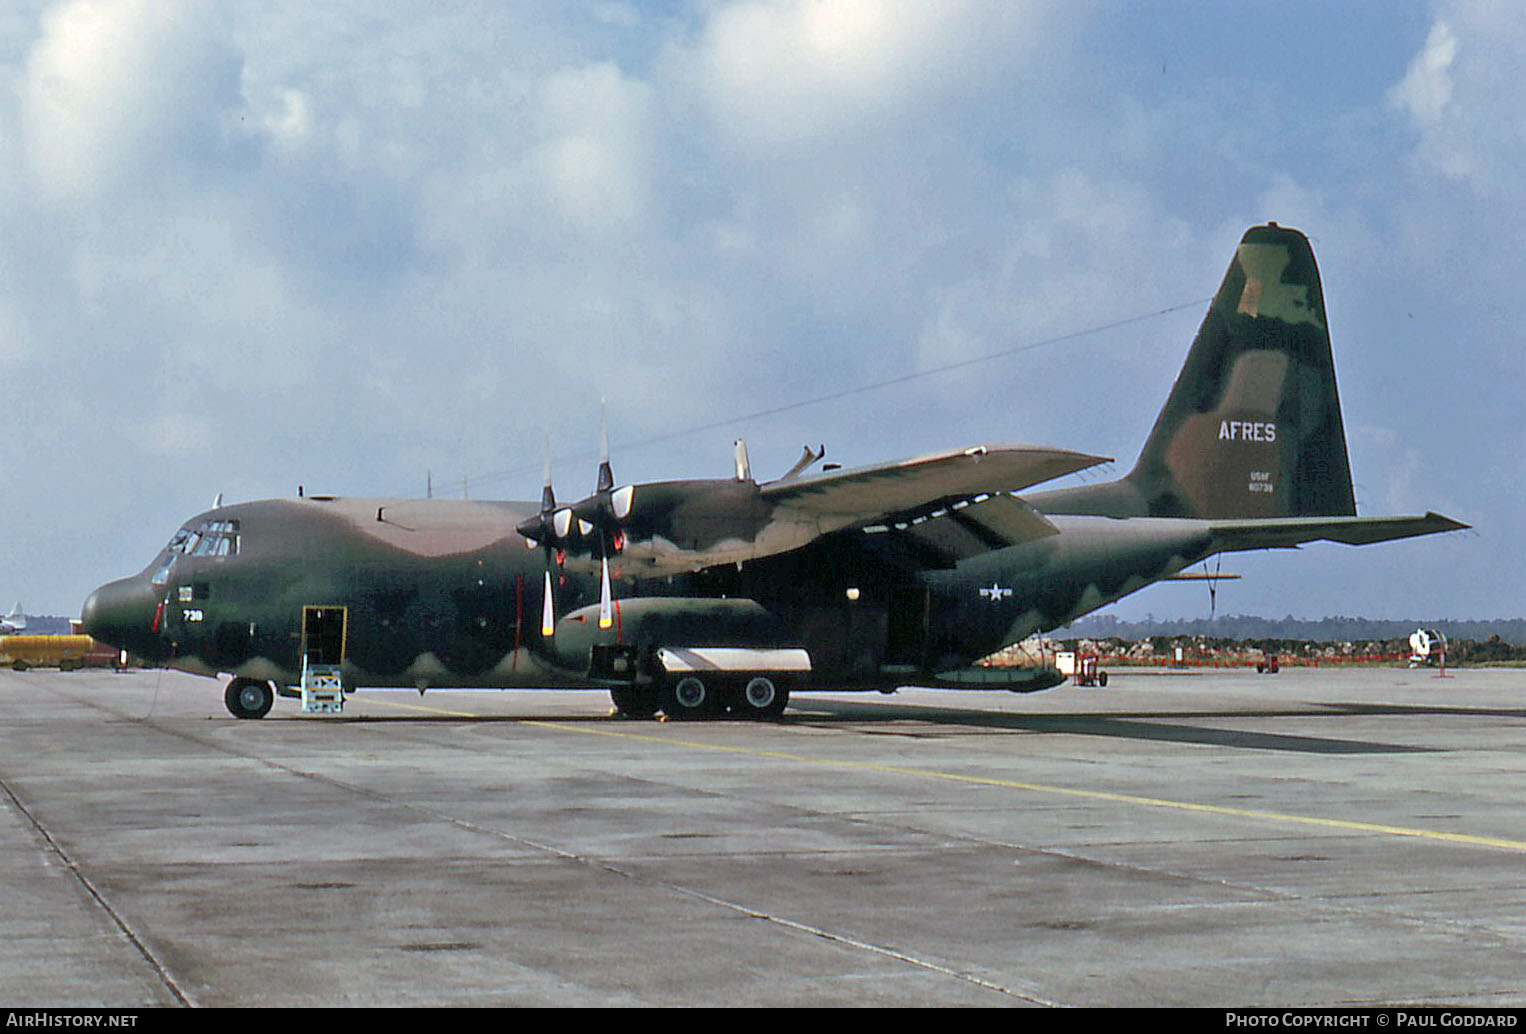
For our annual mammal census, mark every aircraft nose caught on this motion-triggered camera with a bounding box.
[81,577,161,655]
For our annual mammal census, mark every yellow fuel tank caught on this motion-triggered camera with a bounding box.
[1,634,97,671]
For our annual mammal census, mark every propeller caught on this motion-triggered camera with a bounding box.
[515,434,571,637]
[515,405,642,637]
[573,401,632,631]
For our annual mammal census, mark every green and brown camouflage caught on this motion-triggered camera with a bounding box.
[82,225,1467,720]
[1032,223,1355,521]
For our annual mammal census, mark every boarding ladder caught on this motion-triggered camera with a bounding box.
[300,655,345,714]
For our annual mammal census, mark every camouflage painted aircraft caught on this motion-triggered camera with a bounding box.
[82,225,1465,720]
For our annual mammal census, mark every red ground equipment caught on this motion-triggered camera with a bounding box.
[1075,654,1108,687]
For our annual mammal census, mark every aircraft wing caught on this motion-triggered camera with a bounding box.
[762,444,1108,516]
[1208,512,1469,551]
[608,445,1107,576]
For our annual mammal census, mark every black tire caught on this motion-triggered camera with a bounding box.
[1097,671,1108,687]
[732,675,789,719]
[225,678,274,720]
[610,685,659,719]
[660,675,720,720]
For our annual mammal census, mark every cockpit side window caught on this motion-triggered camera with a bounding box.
[151,556,175,586]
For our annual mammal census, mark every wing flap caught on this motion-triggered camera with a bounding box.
[868,494,1061,566]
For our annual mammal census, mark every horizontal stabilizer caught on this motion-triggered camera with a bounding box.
[1209,512,1468,551]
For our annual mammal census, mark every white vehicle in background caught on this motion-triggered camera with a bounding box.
[1409,628,1447,667]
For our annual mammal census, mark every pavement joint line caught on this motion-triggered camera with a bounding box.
[377,700,1526,855]
[359,699,1055,1003]
[0,774,195,1007]
[76,692,1044,1006]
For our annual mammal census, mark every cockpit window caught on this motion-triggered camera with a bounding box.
[151,518,241,586]
[164,519,240,560]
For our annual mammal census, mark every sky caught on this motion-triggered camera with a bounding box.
[0,0,1518,621]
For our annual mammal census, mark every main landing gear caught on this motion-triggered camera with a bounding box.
[609,674,790,721]
[225,677,275,720]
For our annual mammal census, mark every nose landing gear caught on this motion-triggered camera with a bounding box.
[225,677,275,719]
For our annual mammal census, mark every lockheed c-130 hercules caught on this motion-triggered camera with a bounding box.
[82,224,1465,720]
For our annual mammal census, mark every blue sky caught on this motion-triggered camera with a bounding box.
[0,0,1516,621]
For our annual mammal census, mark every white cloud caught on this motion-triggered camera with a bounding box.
[1390,3,1526,194]
[1390,20,1457,127]
[529,61,657,232]
[138,409,215,460]
[686,0,1043,151]
[915,170,1197,386]
[259,87,314,151]
[20,0,247,202]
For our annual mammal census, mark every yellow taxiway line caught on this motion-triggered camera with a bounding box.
[366,696,1526,853]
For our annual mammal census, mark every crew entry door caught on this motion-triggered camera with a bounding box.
[301,606,348,666]
[300,607,347,714]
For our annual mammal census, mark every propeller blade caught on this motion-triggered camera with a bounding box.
[535,432,561,638]
[541,568,556,637]
[540,432,556,514]
[599,555,614,631]
[596,398,614,494]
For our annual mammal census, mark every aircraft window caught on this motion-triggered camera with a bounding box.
[151,556,176,586]
[175,520,241,558]
[193,520,239,557]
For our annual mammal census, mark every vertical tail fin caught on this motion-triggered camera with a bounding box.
[1126,223,1356,519]
[2,603,25,633]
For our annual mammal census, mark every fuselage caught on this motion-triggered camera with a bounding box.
[80,492,1215,693]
